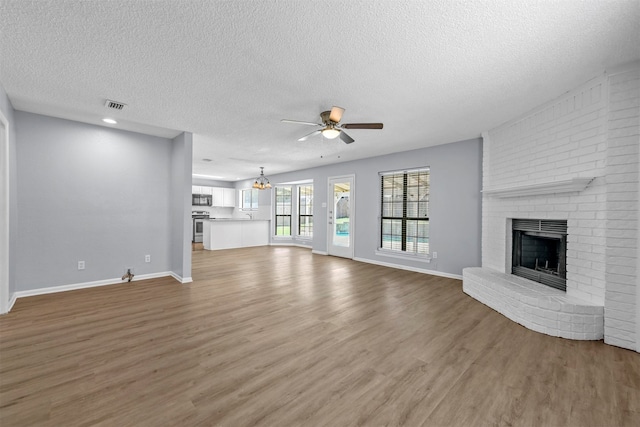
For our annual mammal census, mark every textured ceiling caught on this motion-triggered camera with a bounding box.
[1,1,639,181]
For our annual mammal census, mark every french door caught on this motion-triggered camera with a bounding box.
[327,175,354,258]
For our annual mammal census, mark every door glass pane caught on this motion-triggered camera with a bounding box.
[333,182,350,248]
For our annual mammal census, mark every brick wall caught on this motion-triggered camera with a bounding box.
[483,74,609,305]
[604,66,639,350]
[482,62,640,351]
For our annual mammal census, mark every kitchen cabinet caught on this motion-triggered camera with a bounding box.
[222,188,236,207]
[192,185,213,195]
[203,219,269,250]
[211,187,224,206]
[241,220,268,246]
[210,187,236,207]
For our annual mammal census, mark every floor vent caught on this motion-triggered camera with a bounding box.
[105,99,127,110]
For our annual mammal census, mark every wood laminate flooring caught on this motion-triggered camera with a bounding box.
[1,246,639,426]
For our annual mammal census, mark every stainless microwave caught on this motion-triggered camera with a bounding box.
[192,194,212,206]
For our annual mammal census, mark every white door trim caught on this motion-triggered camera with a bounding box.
[327,174,355,259]
[0,109,10,314]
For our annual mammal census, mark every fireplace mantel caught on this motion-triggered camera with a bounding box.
[482,177,594,198]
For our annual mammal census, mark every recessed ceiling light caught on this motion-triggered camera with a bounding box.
[102,118,117,124]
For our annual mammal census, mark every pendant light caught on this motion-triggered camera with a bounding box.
[252,167,272,190]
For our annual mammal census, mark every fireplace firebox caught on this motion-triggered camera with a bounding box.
[512,219,567,291]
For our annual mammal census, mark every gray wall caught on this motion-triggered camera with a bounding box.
[238,138,483,277]
[192,177,234,188]
[0,84,17,302]
[14,112,178,291]
[170,132,193,280]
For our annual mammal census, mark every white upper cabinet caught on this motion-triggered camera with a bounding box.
[222,188,236,207]
[211,187,224,206]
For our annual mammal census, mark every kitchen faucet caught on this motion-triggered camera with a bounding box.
[245,213,253,220]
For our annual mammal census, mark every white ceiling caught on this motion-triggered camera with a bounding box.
[1,1,639,181]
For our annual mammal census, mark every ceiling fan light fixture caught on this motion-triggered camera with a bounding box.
[282,107,383,144]
[322,127,340,139]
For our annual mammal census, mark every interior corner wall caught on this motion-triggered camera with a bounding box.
[14,112,175,292]
[0,83,17,311]
[170,132,193,281]
[603,64,640,351]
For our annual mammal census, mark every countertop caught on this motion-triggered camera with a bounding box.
[206,218,269,221]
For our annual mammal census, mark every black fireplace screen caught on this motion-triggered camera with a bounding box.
[512,219,567,291]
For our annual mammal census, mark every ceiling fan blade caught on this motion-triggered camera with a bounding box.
[298,130,322,141]
[281,119,323,126]
[339,130,355,144]
[341,123,384,129]
[329,106,345,123]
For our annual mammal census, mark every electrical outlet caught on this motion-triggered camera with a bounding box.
[432,252,437,259]
[145,254,151,263]
[78,260,85,270]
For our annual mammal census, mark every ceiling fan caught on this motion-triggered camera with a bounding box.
[281,106,383,144]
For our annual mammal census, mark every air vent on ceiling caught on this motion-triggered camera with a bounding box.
[105,99,127,110]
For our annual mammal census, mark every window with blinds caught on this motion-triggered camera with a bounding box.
[298,184,313,237]
[275,186,292,236]
[380,168,430,255]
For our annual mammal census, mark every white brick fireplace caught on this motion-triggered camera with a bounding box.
[463,62,639,352]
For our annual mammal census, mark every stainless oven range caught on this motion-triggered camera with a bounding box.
[192,211,209,243]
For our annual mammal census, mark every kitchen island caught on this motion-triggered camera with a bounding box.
[203,219,270,250]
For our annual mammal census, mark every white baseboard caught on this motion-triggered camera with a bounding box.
[353,257,463,280]
[3,293,17,314]
[270,242,312,249]
[170,272,193,283]
[311,250,328,255]
[13,271,177,299]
